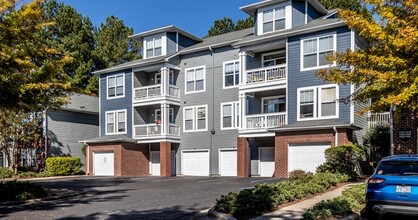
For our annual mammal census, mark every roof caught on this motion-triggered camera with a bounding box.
[240,0,328,15]
[79,135,136,144]
[233,19,345,47]
[269,119,361,132]
[178,28,254,55]
[62,94,99,115]
[381,155,418,162]
[129,25,202,42]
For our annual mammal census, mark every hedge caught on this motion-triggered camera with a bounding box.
[303,183,366,219]
[46,157,83,176]
[0,167,13,179]
[214,172,349,220]
[0,181,49,202]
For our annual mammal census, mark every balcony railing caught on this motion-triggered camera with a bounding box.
[368,112,390,128]
[246,112,286,130]
[134,123,180,138]
[134,85,180,100]
[246,64,286,85]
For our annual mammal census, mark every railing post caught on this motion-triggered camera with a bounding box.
[239,93,247,131]
[239,51,247,86]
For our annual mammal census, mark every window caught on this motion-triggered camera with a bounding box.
[298,85,338,120]
[183,105,207,132]
[107,74,124,99]
[262,6,285,33]
[106,110,126,134]
[185,66,205,93]
[155,108,174,123]
[223,60,240,88]
[262,52,286,67]
[262,96,286,113]
[155,71,174,85]
[221,102,240,129]
[146,36,162,58]
[302,35,336,70]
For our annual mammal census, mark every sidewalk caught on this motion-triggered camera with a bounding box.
[254,183,361,220]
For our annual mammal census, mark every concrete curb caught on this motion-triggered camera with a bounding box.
[207,209,237,220]
[340,212,361,220]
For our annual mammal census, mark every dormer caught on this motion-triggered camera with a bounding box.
[240,0,327,36]
[130,25,202,60]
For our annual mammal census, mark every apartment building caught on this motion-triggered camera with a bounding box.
[82,0,369,178]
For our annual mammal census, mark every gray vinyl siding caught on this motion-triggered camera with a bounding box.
[292,0,306,27]
[246,53,262,70]
[167,32,177,54]
[178,46,240,175]
[253,12,258,36]
[178,34,199,51]
[287,27,352,125]
[99,70,133,137]
[47,110,99,171]
[307,3,320,22]
[354,99,369,145]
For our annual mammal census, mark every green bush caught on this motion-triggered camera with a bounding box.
[19,172,37,178]
[0,167,13,179]
[0,181,49,202]
[46,157,83,176]
[316,144,366,180]
[36,171,51,178]
[303,184,366,220]
[288,169,308,180]
[214,172,349,219]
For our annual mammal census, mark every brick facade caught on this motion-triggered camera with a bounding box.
[274,128,353,178]
[237,137,250,178]
[394,110,418,154]
[87,142,149,176]
[160,141,172,177]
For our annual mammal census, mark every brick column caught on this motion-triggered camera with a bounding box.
[237,137,250,178]
[160,141,171,177]
[275,134,287,178]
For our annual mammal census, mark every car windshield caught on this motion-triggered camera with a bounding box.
[376,161,418,176]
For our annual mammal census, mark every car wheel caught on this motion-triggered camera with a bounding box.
[365,208,380,220]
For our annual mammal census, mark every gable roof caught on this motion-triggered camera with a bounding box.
[240,0,328,15]
[129,25,202,42]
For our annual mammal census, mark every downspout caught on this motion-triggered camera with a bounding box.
[209,46,215,176]
[333,126,338,146]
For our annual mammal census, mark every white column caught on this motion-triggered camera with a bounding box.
[161,103,170,135]
[239,93,247,131]
[239,51,247,86]
[160,67,169,96]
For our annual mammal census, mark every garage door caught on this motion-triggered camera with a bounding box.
[259,147,275,177]
[151,151,176,176]
[288,144,330,173]
[219,149,237,176]
[94,152,114,176]
[182,150,209,176]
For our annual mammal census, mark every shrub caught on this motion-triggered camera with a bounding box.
[36,171,51,178]
[19,172,37,178]
[316,144,366,180]
[303,184,366,220]
[288,169,307,180]
[46,157,83,176]
[0,181,49,202]
[0,167,13,179]
[214,191,237,214]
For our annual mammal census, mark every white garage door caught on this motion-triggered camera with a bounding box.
[182,150,209,176]
[219,149,237,176]
[288,144,330,173]
[94,152,114,176]
[259,147,275,177]
[151,151,176,176]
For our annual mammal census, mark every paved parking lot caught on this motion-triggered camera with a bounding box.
[0,176,280,219]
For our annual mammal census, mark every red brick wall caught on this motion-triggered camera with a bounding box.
[121,143,149,176]
[274,129,353,178]
[160,141,171,177]
[237,137,249,178]
[394,111,418,154]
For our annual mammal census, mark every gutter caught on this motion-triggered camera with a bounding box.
[268,123,361,132]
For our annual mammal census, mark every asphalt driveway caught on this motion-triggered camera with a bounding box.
[0,176,279,219]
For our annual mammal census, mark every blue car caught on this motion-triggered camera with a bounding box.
[366,155,418,219]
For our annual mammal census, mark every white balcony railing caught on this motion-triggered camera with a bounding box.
[134,124,180,138]
[246,112,286,130]
[368,112,390,128]
[246,64,286,85]
[169,124,180,136]
[134,85,180,100]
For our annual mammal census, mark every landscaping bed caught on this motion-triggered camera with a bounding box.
[0,181,49,202]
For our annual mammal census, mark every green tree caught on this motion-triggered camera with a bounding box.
[0,0,72,110]
[206,17,235,38]
[317,0,418,112]
[318,0,366,12]
[235,16,254,31]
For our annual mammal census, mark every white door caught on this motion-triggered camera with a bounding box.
[151,151,160,176]
[259,147,275,177]
[288,144,330,173]
[219,149,237,176]
[182,150,209,176]
[93,152,114,176]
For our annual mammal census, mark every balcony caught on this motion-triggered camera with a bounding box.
[245,112,286,130]
[134,123,180,138]
[241,64,286,91]
[133,85,180,105]
[368,112,390,128]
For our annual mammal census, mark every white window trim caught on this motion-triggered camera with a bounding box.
[261,51,286,67]
[143,34,166,59]
[221,101,240,130]
[261,95,286,113]
[223,60,240,89]
[300,34,337,72]
[184,65,206,94]
[105,109,127,135]
[155,108,174,123]
[183,105,208,132]
[257,2,291,35]
[106,74,125,100]
[297,84,339,121]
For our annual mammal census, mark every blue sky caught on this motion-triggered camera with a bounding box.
[58,0,256,38]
